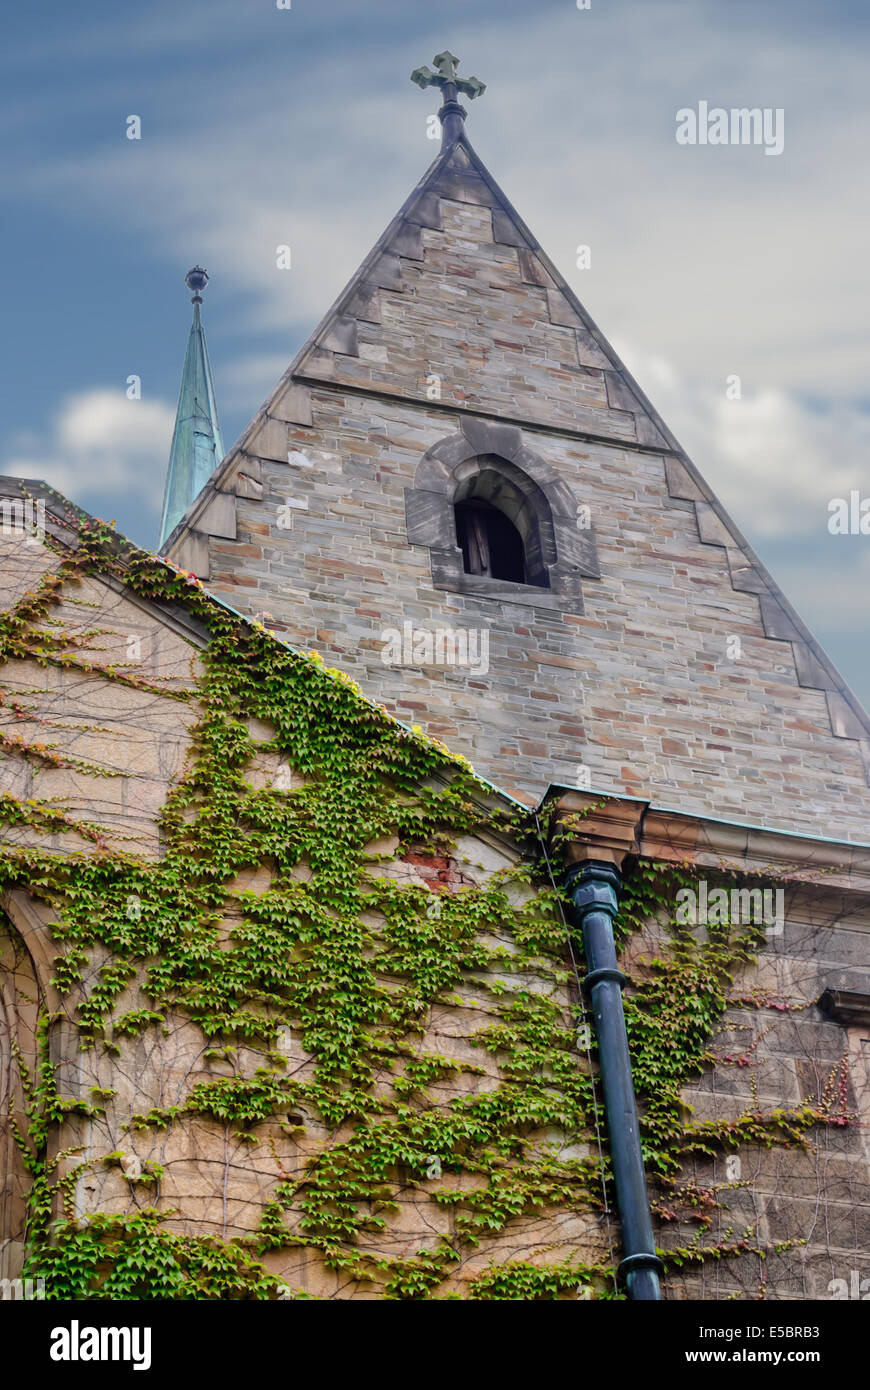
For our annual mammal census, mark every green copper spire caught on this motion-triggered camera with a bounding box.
[158,266,224,549]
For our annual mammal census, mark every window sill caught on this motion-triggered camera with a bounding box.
[432,565,584,613]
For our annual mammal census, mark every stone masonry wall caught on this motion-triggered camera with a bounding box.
[188,372,870,839]
[167,140,870,840]
[0,522,610,1297]
[2,513,868,1300]
[647,886,870,1300]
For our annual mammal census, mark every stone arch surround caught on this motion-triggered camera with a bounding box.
[404,416,600,612]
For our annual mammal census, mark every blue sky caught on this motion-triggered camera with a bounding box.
[2,0,870,705]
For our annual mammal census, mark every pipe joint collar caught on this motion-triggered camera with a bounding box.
[566,861,621,918]
[584,966,629,992]
[619,1251,665,1278]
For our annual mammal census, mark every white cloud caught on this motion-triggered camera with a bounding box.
[772,546,870,635]
[3,0,869,698]
[606,344,870,700]
[3,389,175,512]
[217,353,295,416]
[615,344,870,540]
[10,0,868,397]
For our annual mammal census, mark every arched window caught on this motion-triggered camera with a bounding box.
[452,457,551,589]
[455,499,527,584]
[1,902,51,1282]
[405,421,600,613]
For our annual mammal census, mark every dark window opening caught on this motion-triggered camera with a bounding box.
[455,499,528,584]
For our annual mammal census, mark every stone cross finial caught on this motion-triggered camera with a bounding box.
[410,50,486,100]
[411,51,485,145]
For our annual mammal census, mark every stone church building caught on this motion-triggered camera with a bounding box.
[0,55,868,1301]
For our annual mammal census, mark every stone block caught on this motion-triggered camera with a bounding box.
[319,316,360,357]
[198,491,236,541]
[387,221,424,261]
[247,416,290,463]
[406,191,442,230]
[272,383,313,426]
[491,208,528,247]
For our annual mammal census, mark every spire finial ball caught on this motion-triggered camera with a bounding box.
[185,266,209,298]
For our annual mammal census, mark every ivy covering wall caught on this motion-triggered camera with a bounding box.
[0,511,849,1299]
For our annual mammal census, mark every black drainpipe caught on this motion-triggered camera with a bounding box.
[565,859,663,1301]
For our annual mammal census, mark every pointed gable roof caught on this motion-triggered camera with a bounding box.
[159,277,225,549]
[166,127,870,788]
[284,132,670,448]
